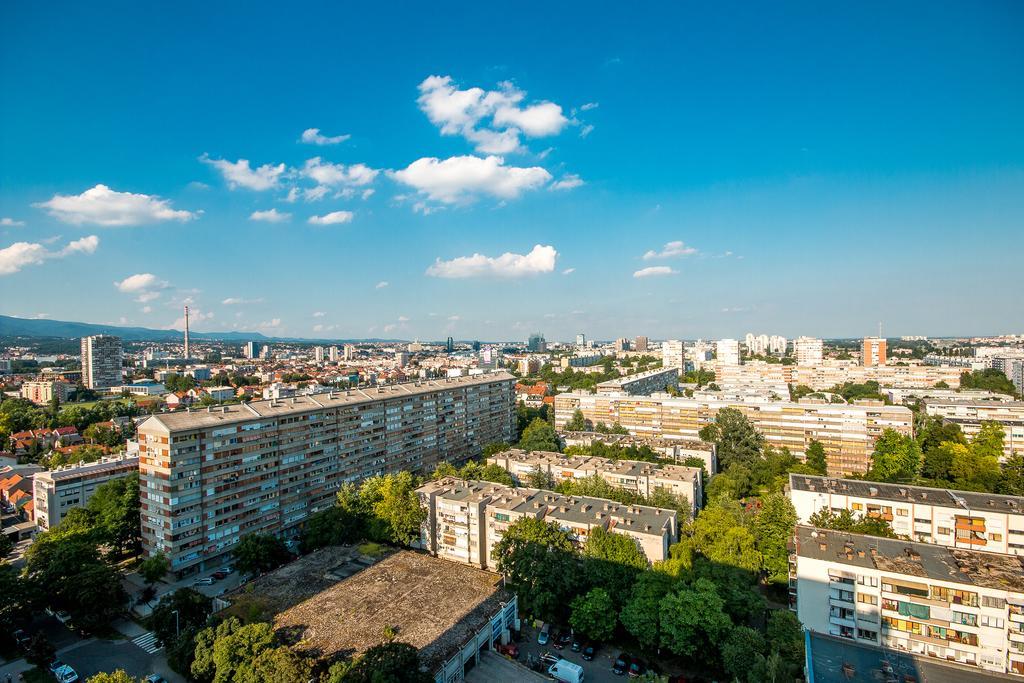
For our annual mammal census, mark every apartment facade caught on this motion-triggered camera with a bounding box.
[789,474,1024,555]
[595,367,679,396]
[81,335,123,389]
[716,339,740,366]
[33,455,140,530]
[487,449,702,515]
[923,400,1024,458]
[555,392,913,475]
[794,337,824,366]
[862,337,887,367]
[136,372,515,575]
[792,525,1024,676]
[20,380,73,405]
[417,478,678,568]
[661,340,685,371]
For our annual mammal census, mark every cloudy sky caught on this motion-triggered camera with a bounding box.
[1,2,1022,341]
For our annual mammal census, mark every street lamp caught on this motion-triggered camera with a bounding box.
[171,609,180,637]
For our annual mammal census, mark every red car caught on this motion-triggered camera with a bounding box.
[495,642,519,659]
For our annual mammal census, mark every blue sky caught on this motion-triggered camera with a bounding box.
[2,2,1022,341]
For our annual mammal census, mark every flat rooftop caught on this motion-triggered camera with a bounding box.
[139,371,514,431]
[490,449,700,483]
[595,366,678,389]
[271,549,510,671]
[795,525,1024,593]
[790,473,1024,514]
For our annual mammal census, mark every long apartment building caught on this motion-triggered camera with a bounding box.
[790,474,1024,555]
[595,367,679,396]
[923,399,1024,459]
[33,454,139,530]
[560,431,717,473]
[792,524,1024,676]
[555,392,913,475]
[487,448,702,515]
[417,478,677,567]
[136,372,515,576]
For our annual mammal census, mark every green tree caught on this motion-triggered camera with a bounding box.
[569,588,616,642]
[0,531,14,558]
[0,563,30,632]
[565,409,589,432]
[706,465,753,501]
[194,619,275,683]
[866,429,921,482]
[698,408,763,470]
[753,493,798,583]
[25,631,56,667]
[148,588,213,647]
[804,439,828,475]
[679,499,762,572]
[582,527,647,599]
[239,645,310,683]
[960,369,1018,396]
[359,471,426,546]
[517,417,560,452]
[232,533,291,576]
[342,642,432,683]
[619,570,674,651]
[722,626,766,682]
[493,517,578,620]
[86,471,141,556]
[86,672,138,683]
[524,467,557,490]
[998,454,1024,495]
[482,441,511,457]
[140,552,170,585]
[300,486,368,552]
[807,508,896,538]
[765,609,805,681]
[658,578,732,659]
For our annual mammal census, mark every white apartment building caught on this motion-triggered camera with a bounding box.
[923,400,1024,459]
[328,346,339,362]
[595,367,679,396]
[487,449,702,515]
[81,335,123,389]
[417,478,678,568]
[661,340,685,371]
[792,524,1024,676]
[20,380,72,405]
[33,455,139,530]
[313,346,325,363]
[244,341,257,359]
[769,335,787,355]
[789,474,1024,555]
[555,392,913,475]
[794,337,824,366]
[716,338,740,366]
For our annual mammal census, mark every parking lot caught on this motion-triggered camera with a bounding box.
[517,621,643,683]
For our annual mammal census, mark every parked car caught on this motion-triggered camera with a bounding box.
[551,629,565,650]
[613,653,630,676]
[54,610,72,625]
[217,566,234,574]
[211,571,228,580]
[570,636,583,652]
[192,577,215,586]
[11,628,30,649]
[144,675,168,683]
[53,663,80,683]
[558,631,573,647]
[537,622,550,645]
[582,643,597,661]
[628,658,646,678]
[49,660,66,674]
[495,642,519,659]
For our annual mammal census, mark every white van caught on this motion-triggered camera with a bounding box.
[548,658,584,683]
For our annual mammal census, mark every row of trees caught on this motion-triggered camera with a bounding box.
[0,395,140,446]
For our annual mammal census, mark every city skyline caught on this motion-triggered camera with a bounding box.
[2,2,1023,340]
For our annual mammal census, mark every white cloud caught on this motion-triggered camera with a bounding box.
[562,267,576,275]
[550,174,584,191]
[633,266,677,278]
[392,155,551,205]
[312,311,326,318]
[416,75,571,153]
[643,240,699,260]
[222,297,264,305]
[169,308,214,330]
[249,208,291,223]
[383,324,398,333]
[300,128,351,146]
[375,281,389,289]
[579,124,595,138]
[397,316,410,322]
[448,315,461,321]
[308,211,354,225]
[200,154,285,191]
[259,318,282,329]
[141,306,153,314]
[33,185,196,226]
[0,235,99,275]
[312,324,325,332]
[1,218,24,227]
[426,244,557,279]
[579,102,599,112]
[114,272,170,302]
[301,157,379,188]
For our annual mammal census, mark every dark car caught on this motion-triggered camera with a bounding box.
[558,631,573,646]
[629,658,646,678]
[570,636,583,652]
[582,643,597,661]
[551,629,565,649]
[12,628,30,649]
[613,653,630,675]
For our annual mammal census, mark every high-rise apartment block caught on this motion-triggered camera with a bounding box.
[662,340,685,370]
[80,335,123,389]
[576,333,586,347]
[555,392,912,475]
[244,341,257,359]
[136,373,515,575]
[527,333,546,353]
[614,337,631,353]
[313,346,325,363]
[328,346,339,362]
[862,336,887,366]
[343,344,355,361]
[716,338,740,365]
[634,336,649,353]
[794,336,824,366]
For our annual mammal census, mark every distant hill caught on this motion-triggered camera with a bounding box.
[0,314,405,344]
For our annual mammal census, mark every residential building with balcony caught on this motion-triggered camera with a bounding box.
[136,372,515,576]
[487,448,702,515]
[789,474,1024,554]
[595,367,679,396]
[417,478,678,568]
[81,334,123,389]
[555,392,912,475]
[33,454,140,530]
[792,524,1024,676]
[19,380,73,405]
[923,400,1024,459]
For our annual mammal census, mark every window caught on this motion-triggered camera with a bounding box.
[857,593,878,606]
[952,611,978,626]
[857,628,878,641]
[937,527,952,535]
[981,615,1005,628]
[990,533,1003,542]
[852,503,864,511]
[896,508,908,517]
[982,596,1006,609]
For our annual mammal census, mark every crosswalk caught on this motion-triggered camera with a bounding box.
[132,631,162,654]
